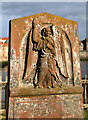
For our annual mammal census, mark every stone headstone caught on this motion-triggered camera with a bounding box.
[8,12,84,119]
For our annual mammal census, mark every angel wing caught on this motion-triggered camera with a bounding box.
[18,28,38,87]
[54,28,74,85]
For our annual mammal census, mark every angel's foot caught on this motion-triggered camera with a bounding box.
[47,86,51,89]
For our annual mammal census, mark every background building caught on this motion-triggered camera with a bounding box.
[79,38,88,109]
[0,37,8,62]
[0,37,8,119]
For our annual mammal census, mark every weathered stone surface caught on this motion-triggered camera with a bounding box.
[8,12,83,119]
[8,94,84,118]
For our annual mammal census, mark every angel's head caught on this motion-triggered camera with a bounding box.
[41,25,53,38]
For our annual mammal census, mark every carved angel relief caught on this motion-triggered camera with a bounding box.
[21,18,74,88]
[10,16,77,89]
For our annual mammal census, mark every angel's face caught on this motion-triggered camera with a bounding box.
[41,27,52,37]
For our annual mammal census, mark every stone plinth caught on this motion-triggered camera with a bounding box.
[8,12,84,119]
[9,86,83,119]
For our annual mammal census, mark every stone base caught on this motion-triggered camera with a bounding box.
[8,87,84,119]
